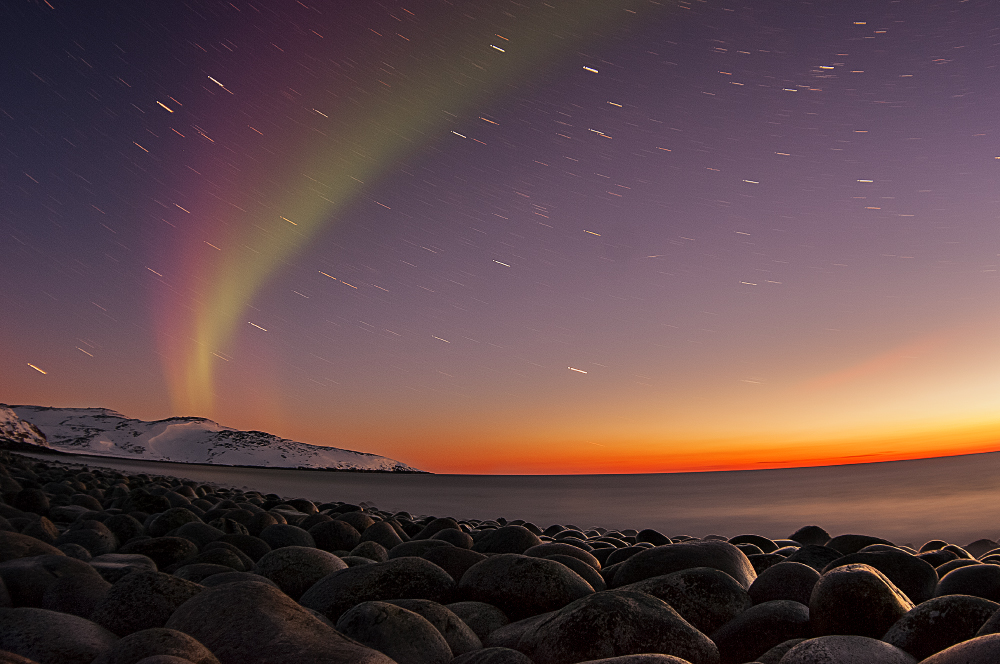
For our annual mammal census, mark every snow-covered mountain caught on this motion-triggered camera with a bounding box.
[4,405,423,472]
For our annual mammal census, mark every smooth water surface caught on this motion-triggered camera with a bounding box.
[20,451,1000,546]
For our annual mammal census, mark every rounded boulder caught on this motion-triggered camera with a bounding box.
[458,553,593,621]
[611,541,756,589]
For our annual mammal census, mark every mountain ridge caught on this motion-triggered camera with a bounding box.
[2,404,424,473]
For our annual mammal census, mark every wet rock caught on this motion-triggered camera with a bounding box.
[0,607,118,664]
[611,541,756,589]
[936,563,1000,601]
[748,562,819,606]
[308,520,361,553]
[709,600,809,664]
[450,647,533,664]
[91,628,219,664]
[118,538,197,570]
[0,531,63,562]
[882,593,998,660]
[256,524,315,550]
[913,633,1000,663]
[447,601,509,642]
[516,589,719,664]
[165,580,392,664]
[300,555,456,622]
[388,598,483,656]
[618,567,752,635]
[823,548,936,604]
[809,563,914,638]
[421,546,486,583]
[778,635,916,664]
[89,553,158,583]
[472,526,542,555]
[459,553,593,620]
[90,570,203,636]
[253,546,346,600]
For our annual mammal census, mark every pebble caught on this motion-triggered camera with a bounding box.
[6,451,1000,664]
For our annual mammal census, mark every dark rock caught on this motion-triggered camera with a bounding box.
[190,545,248,571]
[545,555,606,591]
[0,648,40,664]
[11,490,49,516]
[525,543,601,570]
[417,546,485,585]
[91,627,219,664]
[172,523,224,549]
[414,517,462,541]
[913,633,1000,663]
[199,572,278,588]
[472,526,542,555]
[515,589,719,664]
[214,534,270,562]
[431,528,474,548]
[350,541,389,562]
[0,531,63,562]
[308,520,360,553]
[89,553,158,583]
[778,635,916,663]
[388,539,452,559]
[58,543,93,561]
[788,525,830,546]
[936,563,1000,601]
[245,513,278,536]
[56,522,118,556]
[965,539,1000,559]
[635,529,672,546]
[447,600,509,642]
[121,491,170,515]
[826,534,894,556]
[103,515,145,546]
[618,567,751,635]
[257,524,314,550]
[0,554,101,607]
[935,558,981,578]
[336,600,453,664]
[459,553,593,621]
[165,580,392,664]
[942,544,974,559]
[387,598,483,656]
[882,593,998,660]
[450,647,533,664]
[90,570,203,636]
[300,555,456,622]
[20,518,58,545]
[728,534,778,553]
[710,600,809,664]
[918,550,957,568]
[823,549,936,604]
[253,546,346,600]
[118,538,197,570]
[747,553,786,575]
[173,564,234,583]
[335,511,376,533]
[753,638,805,664]
[783,544,842,572]
[0,607,118,664]
[40,569,111,618]
[359,521,404,550]
[611,541,755,590]
[809,563,914,638]
[748,561,820,606]
[147,510,201,539]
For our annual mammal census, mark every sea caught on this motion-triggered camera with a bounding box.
[16,450,1000,548]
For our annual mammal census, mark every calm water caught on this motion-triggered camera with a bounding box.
[20,451,1000,547]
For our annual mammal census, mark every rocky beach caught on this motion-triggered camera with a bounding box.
[3,450,1000,664]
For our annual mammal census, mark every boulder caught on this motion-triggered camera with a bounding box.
[308,521,361,553]
[165,580,392,664]
[422,546,486,583]
[459,553,593,621]
[472,526,542,555]
[748,562,819,606]
[0,532,63,562]
[910,633,1000,663]
[41,570,111,618]
[388,598,483,656]
[257,524,314,550]
[0,607,118,664]
[788,525,831,546]
[524,543,601,570]
[0,554,101,607]
[809,564,914,638]
[515,589,719,664]
[611,541,755,589]
[91,628,219,664]
[826,534,894,556]
[300,556,456,622]
[89,553,158,583]
[778,635,916,664]
[618,567,752,635]
[936,563,1000,601]
[709,600,809,664]
[782,545,842,573]
[253,546,346,600]
[451,647,533,664]
[823,549,936,604]
[447,601,510,642]
[335,601,453,664]
[90,571,203,636]
[882,594,999,660]
[118,538,197,570]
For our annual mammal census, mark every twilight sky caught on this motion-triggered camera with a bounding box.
[3,0,1000,474]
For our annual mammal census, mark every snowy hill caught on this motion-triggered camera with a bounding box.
[5,405,422,472]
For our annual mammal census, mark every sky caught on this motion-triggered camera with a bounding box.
[3,0,1000,474]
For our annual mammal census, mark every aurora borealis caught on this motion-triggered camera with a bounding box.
[3,0,1000,474]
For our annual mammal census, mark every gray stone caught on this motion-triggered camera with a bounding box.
[936,563,1000,601]
[451,647,532,664]
[258,524,315,550]
[515,589,719,664]
[89,553,158,583]
[253,546,346,600]
[335,601,452,664]
[165,580,392,664]
[300,555,456,621]
[472,526,542,555]
[919,633,1000,663]
[709,600,809,664]
[619,567,752,635]
[0,554,101,607]
[40,570,111,618]
[90,571,203,636]
[881,594,998,660]
[778,635,916,664]
[0,531,63,562]
[91,628,219,664]
[0,607,118,664]
[117,538,197,570]
[749,562,820,607]
[611,541,756,589]
[388,598,482,656]
[308,520,360,553]
[824,549,937,604]
[809,564,914,638]
[447,601,509,642]
[459,553,593,621]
